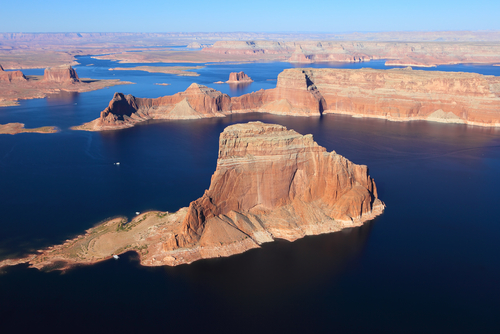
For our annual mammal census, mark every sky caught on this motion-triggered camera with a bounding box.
[1,0,499,33]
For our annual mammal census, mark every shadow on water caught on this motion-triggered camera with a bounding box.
[163,221,374,304]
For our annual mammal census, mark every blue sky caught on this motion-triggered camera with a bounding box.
[1,0,499,33]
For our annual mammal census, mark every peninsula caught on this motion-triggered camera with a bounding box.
[0,123,58,135]
[0,64,132,107]
[74,67,500,131]
[0,122,384,271]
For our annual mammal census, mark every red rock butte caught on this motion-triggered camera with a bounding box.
[166,122,385,255]
[226,71,253,83]
[43,65,80,83]
[75,67,500,131]
[0,122,384,270]
[0,64,27,82]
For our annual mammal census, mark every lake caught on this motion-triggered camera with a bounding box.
[0,56,499,333]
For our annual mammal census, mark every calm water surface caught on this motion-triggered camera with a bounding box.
[0,56,499,333]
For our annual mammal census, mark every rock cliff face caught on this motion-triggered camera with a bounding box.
[0,122,384,270]
[226,71,253,83]
[76,67,500,130]
[0,64,27,82]
[43,65,80,83]
[303,67,500,126]
[169,122,384,253]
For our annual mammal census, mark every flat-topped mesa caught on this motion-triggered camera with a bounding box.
[297,67,500,126]
[226,71,253,83]
[0,63,27,82]
[75,67,500,131]
[43,65,80,83]
[169,121,384,251]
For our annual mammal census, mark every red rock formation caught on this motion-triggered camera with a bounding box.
[86,83,232,130]
[0,63,27,82]
[301,67,500,126]
[165,122,384,253]
[75,67,500,131]
[43,65,80,83]
[226,71,253,83]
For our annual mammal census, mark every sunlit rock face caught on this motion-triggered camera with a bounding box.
[43,65,80,83]
[171,121,384,254]
[79,67,500,131]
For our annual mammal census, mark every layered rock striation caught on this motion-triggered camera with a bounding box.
[305,67,500,126]
[0,122,384,270]
[168,122,385,253]
[76,67,500,130]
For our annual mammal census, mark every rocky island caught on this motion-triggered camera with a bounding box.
[74,67,500,131]
[226,71,253,83]
[0,122,384,271]
[0,122,58,135]
[0,64,132,107]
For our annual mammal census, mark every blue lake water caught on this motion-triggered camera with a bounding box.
[1,56,500,333]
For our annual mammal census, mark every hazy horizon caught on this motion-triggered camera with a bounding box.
[1,0,498,33]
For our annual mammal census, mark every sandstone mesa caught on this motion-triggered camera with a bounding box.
[226,71,253,83]
[74,67,500,131]
[0,64,133,107]
[0,122,384,271]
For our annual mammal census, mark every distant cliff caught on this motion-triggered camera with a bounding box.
[0,122,384,270]
[202,40,500,66]
[75,67,500,130]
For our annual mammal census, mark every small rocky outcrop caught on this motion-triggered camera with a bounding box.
[226,71,253,83]
[43,65,80,83]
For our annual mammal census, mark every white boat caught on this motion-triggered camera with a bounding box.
[113,255,119,260]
